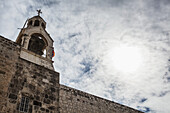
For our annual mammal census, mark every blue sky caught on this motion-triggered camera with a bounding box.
[0,0,170,113]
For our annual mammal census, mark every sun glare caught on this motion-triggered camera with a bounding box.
[109,45,143,73]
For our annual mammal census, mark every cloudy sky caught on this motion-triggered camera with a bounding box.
[0,0,170,113]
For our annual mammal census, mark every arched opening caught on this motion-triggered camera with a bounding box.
[41,23,45,29]
[28,34,46,56]
[34,20,40,26]
[28,20,32,26]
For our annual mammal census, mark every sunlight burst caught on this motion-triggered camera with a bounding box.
[110,45,143,73]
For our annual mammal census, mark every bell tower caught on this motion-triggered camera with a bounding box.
[16,10,54,70]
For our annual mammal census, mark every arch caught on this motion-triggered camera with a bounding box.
[32,33,48,47]
[28,33,48,56]
[34,20,40,26]
[41,22,45,29]
[28,20,33,26]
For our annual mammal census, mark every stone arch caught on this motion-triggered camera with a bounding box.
[28,33,48,56]
[41,22,45,29]
[34,20,40,26]
[28,20,33,26]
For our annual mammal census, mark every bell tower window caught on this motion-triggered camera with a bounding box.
[41,23,45,29]
[28,34,46,56]
[28,20,32,26]
[34,20,39,26]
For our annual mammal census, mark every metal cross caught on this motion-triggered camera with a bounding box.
[37,9,42,16]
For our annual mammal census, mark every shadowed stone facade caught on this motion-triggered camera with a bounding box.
[0,36,59,113]
[0,14,143,113]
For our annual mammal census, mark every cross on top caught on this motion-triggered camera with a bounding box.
[37,9,42,16]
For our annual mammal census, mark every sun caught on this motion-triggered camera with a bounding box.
[109,45,143,73]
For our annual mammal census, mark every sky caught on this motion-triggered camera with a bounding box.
[0,0,170,113]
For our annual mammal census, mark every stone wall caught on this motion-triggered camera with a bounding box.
[0,36,20,112]
[0,36,60,113]
[59,85,143,113]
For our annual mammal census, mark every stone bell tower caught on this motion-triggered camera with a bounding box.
[0,10,60,113]
[16,10,54,70]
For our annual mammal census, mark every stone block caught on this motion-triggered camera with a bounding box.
[8,94,17,100]
[33,100,42,107]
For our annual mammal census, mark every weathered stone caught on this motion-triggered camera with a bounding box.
[48,106,55,110]
[34,105,39,110]
[33,100,42,107]
[35,96,40,101]
[50,87,56,92]
[46,109,49,112]
[9,99,16,104]
[9,84,14,88]
[29,84,35,91]
[44,98,50,104]
[45,94,48,98]
[8,94,17,100]
[49,95,56,101]
[0,70,5,74]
